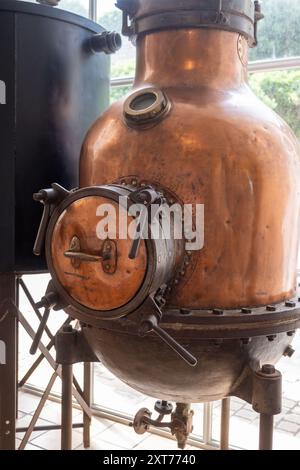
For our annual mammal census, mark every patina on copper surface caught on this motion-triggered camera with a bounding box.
[46,0,300,406]
[50,195,147,311]
[80,28,300,310]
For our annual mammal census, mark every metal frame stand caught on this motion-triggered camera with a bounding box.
[0,273,18,450]
[0,275,95,450]
[0,273,289,452]
[55,324,98,451]
[220,398,230,450]
[252,364,282,450]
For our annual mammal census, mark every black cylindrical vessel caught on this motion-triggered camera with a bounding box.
[0,0,110,273]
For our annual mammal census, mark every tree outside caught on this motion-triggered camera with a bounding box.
[58,0,300,137]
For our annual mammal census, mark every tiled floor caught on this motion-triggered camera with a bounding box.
[17,390,198,451]
[16,274,300,450]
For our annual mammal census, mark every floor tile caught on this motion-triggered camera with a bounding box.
[30,429,83,450]
[16,414,53,440]
[134,434,180,450]
[18,391,43,414]
[34,401,82,424]
[98,423,147,448]
[90,416,114,437]
[75,438,126,451]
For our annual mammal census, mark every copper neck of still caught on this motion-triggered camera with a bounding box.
[134,29,249,90]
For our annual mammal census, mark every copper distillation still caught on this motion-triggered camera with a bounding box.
[32,0,300,450]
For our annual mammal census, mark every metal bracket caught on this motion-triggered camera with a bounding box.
[117,0,264,48]
[55,326,99,365]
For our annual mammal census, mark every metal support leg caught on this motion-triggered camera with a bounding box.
[61,363,73,450]
[0,273,17,450]
[252,364,282,451]
[203,402,213,445]
[259,414,274,450]
[83,362,92,448]
[220,398,230,450]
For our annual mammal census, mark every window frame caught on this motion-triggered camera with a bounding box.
[20,0,300,451]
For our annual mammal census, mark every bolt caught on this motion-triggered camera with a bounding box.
[212,309,224,316]
[266,305,276,312]
[180,309,191,316]
[287,331,295,337]
[261,364,275,375]
[267,335,276,342]
[285,301,296,308]
[241,338,251,345]
[255,0,261,12]
[63,325,73,333]
[283,345,295,358]
[33,191,45,202]
[241,308,252,314]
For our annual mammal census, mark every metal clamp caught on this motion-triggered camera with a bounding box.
[117,0,264,48]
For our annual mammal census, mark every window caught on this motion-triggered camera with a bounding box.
[17,0,300,451]
[249,0,300,62]
[98,0,135,79]
[58,0,89,17]
[249,69,300,138]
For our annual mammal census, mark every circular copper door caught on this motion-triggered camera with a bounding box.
[50,195,147,311]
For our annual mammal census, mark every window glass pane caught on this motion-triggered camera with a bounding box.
[249,0,300,62]
[249,69,300,138]
[18,0,89,17]
[98,0,135,78]
[110,85,131,103]
[250,69,300,268]
[211,329,300,449]
[58,0,89,17]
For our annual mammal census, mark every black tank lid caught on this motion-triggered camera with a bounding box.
[0,0,102,33]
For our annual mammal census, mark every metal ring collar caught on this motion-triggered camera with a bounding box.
[116,0,264,48]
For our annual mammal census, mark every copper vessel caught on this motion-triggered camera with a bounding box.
[35,0,300,439]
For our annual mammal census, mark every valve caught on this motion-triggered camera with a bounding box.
[132,402,194,449]
[88,31,122,55]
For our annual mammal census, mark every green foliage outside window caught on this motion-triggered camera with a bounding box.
[249,70,300,138]
[58,1,300,138]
